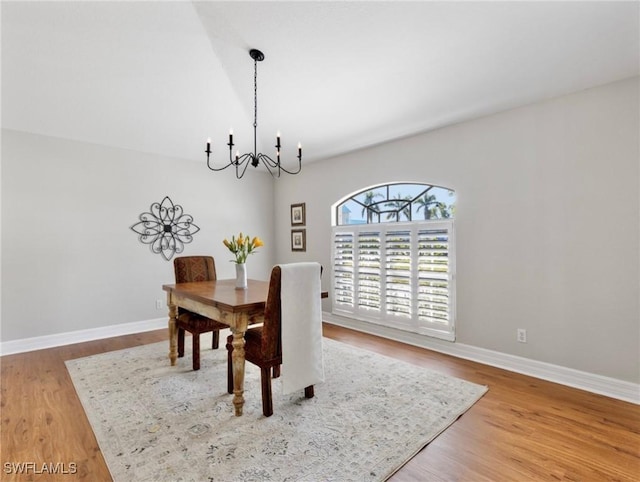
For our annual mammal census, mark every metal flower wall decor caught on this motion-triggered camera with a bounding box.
[130,196,200,261]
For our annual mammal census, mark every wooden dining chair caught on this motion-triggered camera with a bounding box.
[226,265,315,417]
[173,256,227,371]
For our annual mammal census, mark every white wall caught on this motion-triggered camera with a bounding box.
[1,130,275,341]
[2,78,638,387]
[274,77,639,384]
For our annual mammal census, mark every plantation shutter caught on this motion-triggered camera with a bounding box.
[332,220,455,341]
[416,225,455,337]
[357,231,381,312]
[385,230,412,318]
[333,231,354,308]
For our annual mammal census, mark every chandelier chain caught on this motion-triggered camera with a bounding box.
[254,59,258,129]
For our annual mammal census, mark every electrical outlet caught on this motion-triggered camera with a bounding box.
[517,328,527,343]
[156,299,163,310]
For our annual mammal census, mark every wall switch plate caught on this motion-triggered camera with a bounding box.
[517,328,527,343]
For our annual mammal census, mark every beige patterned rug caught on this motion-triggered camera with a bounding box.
[66,336,487,481]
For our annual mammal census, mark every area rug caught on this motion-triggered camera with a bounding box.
[66,335,487,481]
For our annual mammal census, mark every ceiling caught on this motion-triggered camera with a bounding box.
[2,1,639,169]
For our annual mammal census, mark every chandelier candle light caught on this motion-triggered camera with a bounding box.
[206,49,302,179]
[223,233,264,289]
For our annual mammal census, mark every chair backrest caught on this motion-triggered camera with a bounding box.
[174,256,217,283]
[261,264,323,360]
[261,265,282,360]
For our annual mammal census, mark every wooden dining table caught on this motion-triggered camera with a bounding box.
[162,278,269,416]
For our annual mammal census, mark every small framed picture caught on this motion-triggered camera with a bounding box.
[291,229,306,252]
[291,203,306,226]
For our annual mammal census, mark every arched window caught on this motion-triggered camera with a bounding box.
[332,183,456,341]
[335,183,455,225]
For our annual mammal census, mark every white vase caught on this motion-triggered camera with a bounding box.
[235,263,247,289]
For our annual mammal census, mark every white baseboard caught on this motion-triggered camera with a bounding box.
[3,313,638,405]
[323,312,640,405]
[0,318,167,356]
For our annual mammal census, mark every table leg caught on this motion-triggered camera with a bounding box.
[168,302,178,366]
[231,328,246,416]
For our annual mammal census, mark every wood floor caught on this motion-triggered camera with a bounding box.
[1,324,638,481]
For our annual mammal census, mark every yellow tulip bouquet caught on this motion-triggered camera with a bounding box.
[223,232,264,264]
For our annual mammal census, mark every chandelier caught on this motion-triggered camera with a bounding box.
[205,49,302,179]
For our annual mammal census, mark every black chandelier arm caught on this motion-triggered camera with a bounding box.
[207,150,301,178]
[255,153,279,177]
[206,153,236,172]
[275,156,302,176]
[256,152,302,177]
[206,150,257,178]
[205,140,243,172]
[234,152,256,179]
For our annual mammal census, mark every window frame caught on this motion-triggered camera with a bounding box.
[335,182,455,226]
[331,219,456,342]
